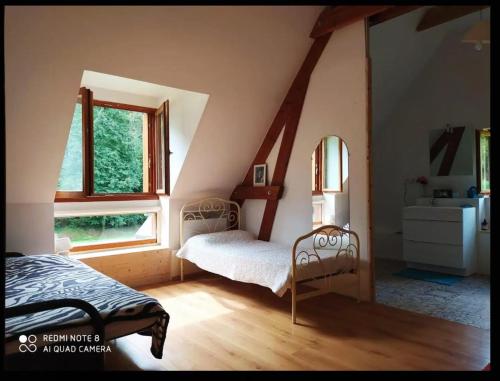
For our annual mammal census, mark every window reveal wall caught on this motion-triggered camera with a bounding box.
[242,21,371,301]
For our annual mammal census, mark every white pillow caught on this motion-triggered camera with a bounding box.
[195,229,255,244]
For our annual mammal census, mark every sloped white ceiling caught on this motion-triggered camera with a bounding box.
[370,6,490,131]
[81,70,205,102]
[5,6,322,203]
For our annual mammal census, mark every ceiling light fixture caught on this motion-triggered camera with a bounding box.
[462,9,490,51]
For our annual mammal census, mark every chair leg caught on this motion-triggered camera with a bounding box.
[292,285,297,324]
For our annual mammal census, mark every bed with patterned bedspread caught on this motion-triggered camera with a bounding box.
[5,254,169,359]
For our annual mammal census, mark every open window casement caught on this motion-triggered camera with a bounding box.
[155,100,170,195]
[55,87,93,199]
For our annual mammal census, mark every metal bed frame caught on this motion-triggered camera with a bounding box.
[179,197,360,323]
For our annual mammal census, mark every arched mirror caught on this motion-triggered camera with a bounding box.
[311,136,349,229]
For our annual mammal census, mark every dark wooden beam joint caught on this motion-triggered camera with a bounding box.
[311,5,391,38]
[368,6,422,27]
[417,5,489,32]
[231,185,283,201]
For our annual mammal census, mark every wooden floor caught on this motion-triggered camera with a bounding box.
[105,274,490,371]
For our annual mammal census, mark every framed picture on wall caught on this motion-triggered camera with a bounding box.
[253,164,267,187]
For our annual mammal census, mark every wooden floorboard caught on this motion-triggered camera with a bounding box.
[105,274,490,370]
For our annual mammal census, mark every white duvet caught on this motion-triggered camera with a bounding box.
[176,230,356,297]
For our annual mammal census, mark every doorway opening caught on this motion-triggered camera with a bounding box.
[369,6,490,330]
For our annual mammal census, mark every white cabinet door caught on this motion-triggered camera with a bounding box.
[402,220,463,245]
[403,240,464,268]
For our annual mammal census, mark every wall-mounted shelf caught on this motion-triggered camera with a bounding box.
[231,185,283,201]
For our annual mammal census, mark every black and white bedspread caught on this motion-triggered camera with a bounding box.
[5,254,169,359]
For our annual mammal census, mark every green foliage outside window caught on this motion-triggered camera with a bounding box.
[55,214,149,244]
[56,103,148,237]
[93,106,144,193]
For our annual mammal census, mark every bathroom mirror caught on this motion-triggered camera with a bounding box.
[429,126,474,176]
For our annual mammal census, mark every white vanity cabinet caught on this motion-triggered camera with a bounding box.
[402,206,477,276]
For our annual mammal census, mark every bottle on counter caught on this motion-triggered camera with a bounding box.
[481,218,489,231]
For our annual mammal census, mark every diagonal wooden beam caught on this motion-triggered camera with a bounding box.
[239,33,333,189]
[232,6,356,241]
[259,85,309,241]
[417,5,489,32]
[231,32,332,208]
[368,5,422,27]
[311,5,391,38]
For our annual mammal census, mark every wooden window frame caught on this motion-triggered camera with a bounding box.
[55,88,170,202]
[476,128,491,195]
[322,137,343,193]
[154,101,170,195]
[312,137,344,195]
[312,141,323,195]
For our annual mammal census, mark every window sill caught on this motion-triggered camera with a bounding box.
[55,194,160,202]
[71,243,170,260]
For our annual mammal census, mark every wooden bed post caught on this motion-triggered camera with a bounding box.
[292,241,298,324]
[357,239,362,303]
[180,258,184,282]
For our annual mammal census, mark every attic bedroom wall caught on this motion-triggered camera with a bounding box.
[4,6,322,254]
[243,22,371,301]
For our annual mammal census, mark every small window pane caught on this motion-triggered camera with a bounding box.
[311,151,316,191]
[342,141,348,184]
[57,102,83,191]
[54,213,156,248]
[156,112,165,191]
[479,131,490,193]
[93,106,147,194]
[324,136,341,191]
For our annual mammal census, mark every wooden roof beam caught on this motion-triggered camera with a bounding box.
[417,5,489,32]
[368,5,423,27]
[310,5,392,38]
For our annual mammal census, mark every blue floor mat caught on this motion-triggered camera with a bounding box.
[393,268,464,286]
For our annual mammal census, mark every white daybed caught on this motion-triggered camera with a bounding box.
[177,198,360,323]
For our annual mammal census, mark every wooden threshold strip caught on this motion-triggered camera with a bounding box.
[70,238,157,253]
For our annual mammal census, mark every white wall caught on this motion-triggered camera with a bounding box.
[5,6,322,254]
[371,15,490,261]
[166,91,209,195]
[87,87,160,108]
[6,204,55,254]
[243,22,371,300]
